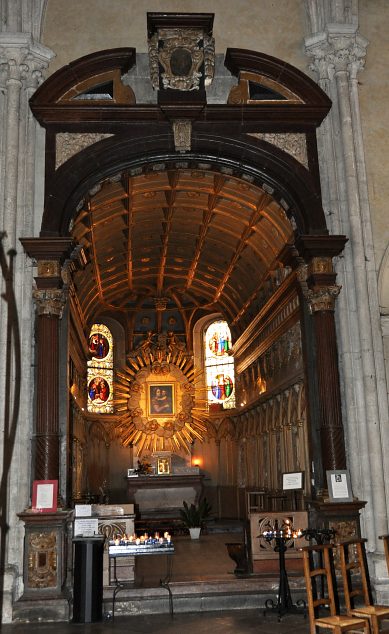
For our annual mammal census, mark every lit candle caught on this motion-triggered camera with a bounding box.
[135,538,140,545]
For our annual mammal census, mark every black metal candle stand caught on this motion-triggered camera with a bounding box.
[260,522,306,622]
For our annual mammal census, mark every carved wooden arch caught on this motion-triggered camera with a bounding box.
[217,416,236,441]
[30,48,136,105]
[225,48,332,109]
[29,45,333,241]
[40,132,328,238]
[88,420,113,447]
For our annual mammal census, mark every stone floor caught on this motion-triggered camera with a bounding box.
[2,610,311,633]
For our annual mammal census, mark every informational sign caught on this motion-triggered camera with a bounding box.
[32,480,58,513]
[74,518,99,537]
[75,504,92,517]
[326,470,353,503]
[282,472,304,491]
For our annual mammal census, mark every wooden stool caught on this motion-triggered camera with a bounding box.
[302,543,369,634]
[246,490,266,514]
[338,538,389,634]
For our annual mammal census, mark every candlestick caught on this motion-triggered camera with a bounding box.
[259,517,306,621]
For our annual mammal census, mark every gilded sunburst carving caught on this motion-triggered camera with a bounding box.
[114,332,207,454]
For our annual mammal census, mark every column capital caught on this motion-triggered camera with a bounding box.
[307,285,342,313]
[305,25,368,81]
[297,263,341,312]
[33,288,67,318]
[0,33,55,89]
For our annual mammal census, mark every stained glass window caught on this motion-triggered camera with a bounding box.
[87,323,114,413]
[205,320,235,409]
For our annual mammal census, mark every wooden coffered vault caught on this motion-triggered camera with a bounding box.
[71,168,294,331]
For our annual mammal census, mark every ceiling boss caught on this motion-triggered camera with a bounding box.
[114,331,207,454]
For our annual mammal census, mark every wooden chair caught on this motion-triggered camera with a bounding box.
[302,543,369,634]
[338,538,389,634]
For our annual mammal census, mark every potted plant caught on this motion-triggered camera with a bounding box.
[179,498,212,539]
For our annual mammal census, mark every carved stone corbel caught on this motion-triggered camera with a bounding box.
[172,119,192,152]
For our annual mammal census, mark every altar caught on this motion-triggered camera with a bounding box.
[126,474,204,517]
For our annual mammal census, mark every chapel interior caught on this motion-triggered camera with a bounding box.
[3,1,389,625]
[67,164,306,517]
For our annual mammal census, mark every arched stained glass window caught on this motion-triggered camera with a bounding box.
[87,323,114,413]
[205,320,235,409]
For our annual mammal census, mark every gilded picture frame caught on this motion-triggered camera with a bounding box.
[148,383,175,417]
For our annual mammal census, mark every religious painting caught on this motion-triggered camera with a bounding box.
[148,383,174,416]
[88,376,110,403]
[206,321,231,358]
[157,456,171,474]
[205,320,235,409]
[211,373,234,400]
[88,332,109,360]
[87,323,114,413]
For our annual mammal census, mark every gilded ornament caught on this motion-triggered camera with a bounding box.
[37,260,61,277]
[309,257,333,275]
[115,331,206,453]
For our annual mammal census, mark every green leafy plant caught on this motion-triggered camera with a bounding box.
[179,498,212,528]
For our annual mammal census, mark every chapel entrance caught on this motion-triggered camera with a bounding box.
[18,15,354,611]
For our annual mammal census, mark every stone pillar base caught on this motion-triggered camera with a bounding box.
[1,567,19,623]
[12,597,70,623]
[17,511,72,610]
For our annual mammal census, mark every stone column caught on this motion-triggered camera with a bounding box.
[305,18,389,557]
[0,23,54,622]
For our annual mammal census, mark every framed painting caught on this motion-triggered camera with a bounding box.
[148,383,175,416]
